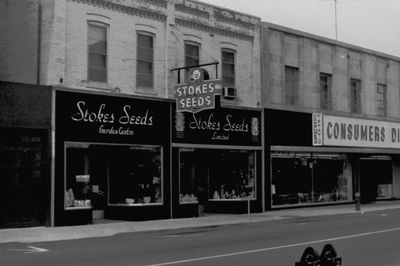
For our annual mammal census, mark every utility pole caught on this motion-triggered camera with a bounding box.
[334,0,338,41]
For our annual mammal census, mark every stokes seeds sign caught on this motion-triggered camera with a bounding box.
[174,68,221,113]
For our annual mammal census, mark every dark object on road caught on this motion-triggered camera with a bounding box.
[295,246,321,266]
[320,244,342,266]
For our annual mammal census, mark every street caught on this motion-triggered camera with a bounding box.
[1,208,400,266]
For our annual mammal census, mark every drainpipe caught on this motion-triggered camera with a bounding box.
[36,3,42,85]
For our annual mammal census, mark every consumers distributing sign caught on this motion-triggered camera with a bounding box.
[174,68,221,113]
[312,113,400,148]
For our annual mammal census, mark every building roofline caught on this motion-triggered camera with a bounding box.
[194,0,261,21]
[262,21,400,62]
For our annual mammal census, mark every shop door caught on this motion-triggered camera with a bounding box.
[359,158,392,203]
[0,128,48,228]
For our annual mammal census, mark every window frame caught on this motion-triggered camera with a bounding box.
[284,66,299,105]
[350,78,361,113]
[87,21,108,84]
[320,73,332,110]
[184,42,200,68]
[136,31,155,90]
[107,144,163,206]
[376,83,387,117]
[178,148,257,204]
[64,142,92,210]
[221,48,236,89]
[64,142,164,210]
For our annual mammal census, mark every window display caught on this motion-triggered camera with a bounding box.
[65,146,92,209]
[179,148,256,204]
[108,146,162,205]
[271,153,351,206]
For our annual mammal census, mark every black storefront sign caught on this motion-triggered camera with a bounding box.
[173,107,261,146]
[56,91,170,144]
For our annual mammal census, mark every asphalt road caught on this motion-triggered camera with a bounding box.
[1,209,400,266]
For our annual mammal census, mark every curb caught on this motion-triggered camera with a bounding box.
[1,203,399,244]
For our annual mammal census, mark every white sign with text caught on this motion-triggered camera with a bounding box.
[313,114,400,149]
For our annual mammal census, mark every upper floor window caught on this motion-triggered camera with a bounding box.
[185,43,200,68]
[222,49,235,88]
[284,66,299,105]
[350,78,361,113]
[136,33,154,89]
[376,83,387,116]
[88,23,107,83]
[320,73,332,110]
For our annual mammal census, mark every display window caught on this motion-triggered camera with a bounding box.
[65,144,92,209]
[108,145,162,206]
[271,153,351,206]
[179,148,256,204]
[65,143,163,209]
[360,157,393,200]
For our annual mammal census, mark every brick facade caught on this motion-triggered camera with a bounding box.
[1,0,261,108]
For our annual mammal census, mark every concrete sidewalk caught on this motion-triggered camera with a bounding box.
[1,201,399,243]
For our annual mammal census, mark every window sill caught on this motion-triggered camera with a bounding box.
[136,87,158,96]
[65,206,92,210]
[180,201,199,205]
[86,81,112,91]
[208,198,255,201]
[108,203,163,207]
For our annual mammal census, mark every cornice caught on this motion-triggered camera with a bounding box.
[214,9,255,30]
[142,0,167,8]
[175,3,210,19]
[175,18,254,42]
[70,0,167,22]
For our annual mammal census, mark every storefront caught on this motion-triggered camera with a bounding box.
[55,89,171,225]
[312,113,400,203]
[265,109,354,209]
[172,107,262,217]
[265,109,400,210]
[0,81,52,228]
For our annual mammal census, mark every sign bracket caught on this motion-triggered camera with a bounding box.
[171,61,219,83]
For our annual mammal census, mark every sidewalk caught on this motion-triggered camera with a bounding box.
[1,201,399,244]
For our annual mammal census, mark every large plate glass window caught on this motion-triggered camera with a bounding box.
[179,148,256,204]
[108,146,162,206]
[65,143,92,209]
[271,153,351,206]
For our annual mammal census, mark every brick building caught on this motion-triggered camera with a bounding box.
[0,0,262,227]
[1,0,399,228]
[0,0,261,107]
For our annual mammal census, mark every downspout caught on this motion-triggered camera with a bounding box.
[37,3,42,85]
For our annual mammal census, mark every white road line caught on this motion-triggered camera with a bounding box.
[144,227,400,266]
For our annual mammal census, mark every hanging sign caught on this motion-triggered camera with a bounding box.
[174,68,222,113]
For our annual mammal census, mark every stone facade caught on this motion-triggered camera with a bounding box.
[0,0,261,108]
[261,22,400,121]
